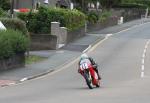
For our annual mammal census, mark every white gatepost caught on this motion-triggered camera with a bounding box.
[70,3,74,10]
[0,21,6,30]
[118,16,123,25]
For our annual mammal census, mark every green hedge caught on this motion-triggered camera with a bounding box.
[0,8,7,17]
[0,18,28,36]
[87,11,99,24]
[0,0,10,11]
[87,10,112,24]
[99,10,112,22]
[0,29,29,59]
[113,3,147,9]
[18,7,86,34]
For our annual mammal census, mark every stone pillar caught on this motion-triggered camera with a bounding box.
[51,22,60,49]
[60,27,67,45]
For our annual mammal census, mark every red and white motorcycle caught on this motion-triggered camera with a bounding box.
[79,63,100,89]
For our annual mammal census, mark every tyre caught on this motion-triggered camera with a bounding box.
[83,72,93,89]
[96,80,100,88]
[92,71,100,88]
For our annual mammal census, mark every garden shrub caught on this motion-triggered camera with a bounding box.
[87,10,112,24]
[113,3,147,9]
[0,8,7,17]
[0,0,10,11]
[18,7,86,34]
[99,10,112,22]
[87,11,99,24]
[0,18,28,36]
[0,29,29,59]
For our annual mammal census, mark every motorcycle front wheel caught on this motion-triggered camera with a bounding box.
[83,71,93,89]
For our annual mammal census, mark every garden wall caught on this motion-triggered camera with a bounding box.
[30,34,57,50]
[67,26,85,43]
[87,17,118,33]
[0,53,25,70]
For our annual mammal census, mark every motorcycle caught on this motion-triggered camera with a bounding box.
[79,63,100,89]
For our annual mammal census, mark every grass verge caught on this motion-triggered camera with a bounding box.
[25,55,47,65]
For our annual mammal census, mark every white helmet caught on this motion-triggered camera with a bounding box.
[81,53,88,59]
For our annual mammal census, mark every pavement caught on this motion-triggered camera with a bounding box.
[0,18,150,87]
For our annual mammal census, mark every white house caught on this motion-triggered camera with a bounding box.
[14,0,71,9]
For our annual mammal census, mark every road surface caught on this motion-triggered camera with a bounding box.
[0,23,150,103]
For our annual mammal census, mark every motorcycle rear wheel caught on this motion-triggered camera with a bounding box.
[96,80,100,87]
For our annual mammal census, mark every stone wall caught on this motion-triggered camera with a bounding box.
[67,26,85,43]
[0,53,25,70]
[87,17,118,33]
[30,34,57,50]
[112,8,146,22]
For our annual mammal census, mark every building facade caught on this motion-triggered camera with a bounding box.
[14,0,71,9]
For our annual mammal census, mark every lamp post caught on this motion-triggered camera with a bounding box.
[10,0,14,18]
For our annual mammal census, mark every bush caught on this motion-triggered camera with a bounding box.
[0,0,10,11]
[18,7,86,34]
[0,8,7,17]
[87,10,112,24]
[113,3,147,9]
[0,29,29,59]
[99,10,112,22]
[87,11,99,24]
[0,18,28,36]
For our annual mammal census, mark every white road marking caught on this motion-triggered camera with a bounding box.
[83,45,91,53]
[142,53,145,58]
[144,49,146,54]
[141,65,144,71]
[20,78,28,82]
[141,72,145,78]
[142,59,145,65]
[106,34,113,37]
[141,40,150,78]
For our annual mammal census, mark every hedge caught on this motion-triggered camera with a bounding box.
[87,11,99,24]
[17,7,86,34]
[0,8,7,17]
[0,29,29,59]
[87,10,112,24]
[113,3,147,9]
[0,0,10,11]
[0,18,28,36]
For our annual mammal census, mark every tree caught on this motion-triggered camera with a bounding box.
[0,0,10,10]
[99,0,122,9]
[73,0,122,11]
[135,0,150,8]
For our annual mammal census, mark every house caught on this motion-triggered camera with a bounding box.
[14,0,71,9]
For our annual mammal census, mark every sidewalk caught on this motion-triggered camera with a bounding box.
[0,18,150,87]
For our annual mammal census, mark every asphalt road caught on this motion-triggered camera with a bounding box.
[0,22,150,103]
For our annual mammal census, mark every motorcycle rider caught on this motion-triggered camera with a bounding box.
[78,53,101,80]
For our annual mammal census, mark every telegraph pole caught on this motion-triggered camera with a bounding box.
[10,0,14,18]
[31,0,34,11]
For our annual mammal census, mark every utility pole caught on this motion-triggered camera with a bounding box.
[31,0,34,11]
[10,0,14,18]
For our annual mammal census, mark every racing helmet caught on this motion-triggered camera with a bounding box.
[80,53,88,59]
